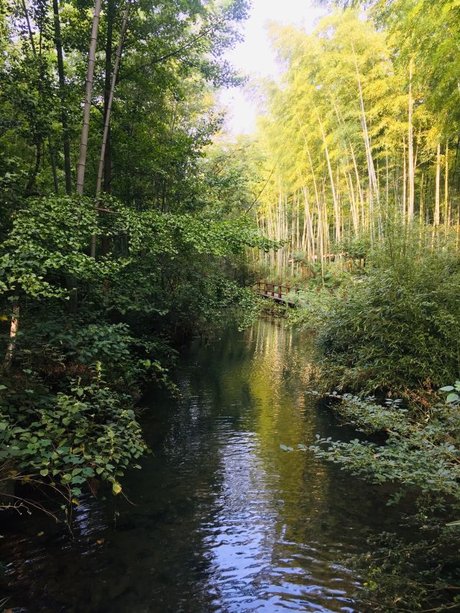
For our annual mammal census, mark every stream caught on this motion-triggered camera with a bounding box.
[0,319,393,612]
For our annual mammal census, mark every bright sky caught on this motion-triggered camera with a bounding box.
[219,0,326,136]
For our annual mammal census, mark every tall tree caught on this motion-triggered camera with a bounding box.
[52,0,72,194]
[76,0,102,196]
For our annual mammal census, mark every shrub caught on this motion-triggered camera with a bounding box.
[317,249,460,395]
[311,391,460,611]
[313,394,460,504]
[0,377,146,501]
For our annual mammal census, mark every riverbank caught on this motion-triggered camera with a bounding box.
[278,237,460,611]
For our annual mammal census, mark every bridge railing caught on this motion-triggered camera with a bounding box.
[254,281,300,301]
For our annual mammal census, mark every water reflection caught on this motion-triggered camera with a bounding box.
[191,320,359,612]
[0,319,390,612]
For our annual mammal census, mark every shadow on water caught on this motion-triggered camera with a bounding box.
[0,319,396,612]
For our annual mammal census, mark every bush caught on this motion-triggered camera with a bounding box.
[51,322,148,389]
[288,286,337,331]
[0,376,146,501]
[317,248,460,395]
[313,394,460,503]
[311,391,460,611]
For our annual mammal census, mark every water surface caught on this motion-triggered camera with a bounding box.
[0,319,390,612]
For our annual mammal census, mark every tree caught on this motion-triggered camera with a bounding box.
[249,7,460,279]
[76,0,102,196]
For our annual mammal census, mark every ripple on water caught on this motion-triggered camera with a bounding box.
[0,321,394,612]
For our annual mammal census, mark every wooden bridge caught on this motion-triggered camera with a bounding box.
[254,281,299,307]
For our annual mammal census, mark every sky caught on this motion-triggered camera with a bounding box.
[219,0,327,136]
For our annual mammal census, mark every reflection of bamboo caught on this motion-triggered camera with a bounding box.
[246,320,329,534]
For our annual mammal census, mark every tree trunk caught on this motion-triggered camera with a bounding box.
[304,141,321,264]
[434,143,441,226]
[49,138,59,193]
[95,2,130,199]
[76,0,102,196]
[91,2,130,258]
[103,0,116,193]
[52,0,72,195]
[317,114,340,244]
[352,43,378,237]
[347,171,359,235]
[25,143,42,195]
[444,140,449,228]
[302,186,315,261]
[349,144,365,234]
[402,139,407,223]
[20,0,36,55]
[407,58,415,223]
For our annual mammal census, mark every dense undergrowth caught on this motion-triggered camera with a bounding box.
[313,390,460,611]
[319,254,460,399]
[282,229,460,611]
[290,230,460,399]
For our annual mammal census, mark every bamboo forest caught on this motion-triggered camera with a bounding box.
[1,0,460,611]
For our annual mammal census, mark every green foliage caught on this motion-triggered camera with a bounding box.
[0,377,146,498]
[317,246,460,395]
[0,196,120,301]
[33,322,156,390]
[62,323,134,367]
[361,0,460,135]
[0,194,272,315]
[288,286,337,331]
[251,4,460,281]
[334,235,371,261]
[287,229,460,611]
[0,189,271,507]
[199,137,265,216]
[439,381,460,406]
[0,0,250,211]
[355,529,460,612]
[310,391,460,611]
[313,394,460,502]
